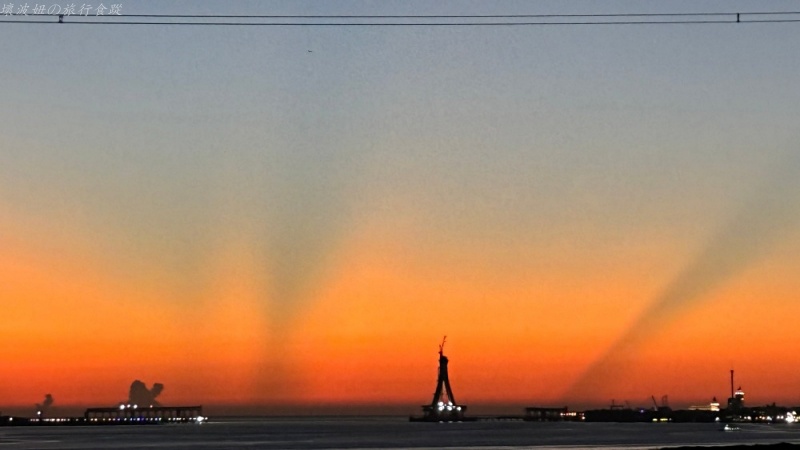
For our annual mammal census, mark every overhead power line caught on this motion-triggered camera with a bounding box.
[18,11,800,18]
[5,11,800,18]
[1,11,800,26]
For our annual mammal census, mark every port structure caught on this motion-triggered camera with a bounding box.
[727,369,746,412]
[419,336,466,421]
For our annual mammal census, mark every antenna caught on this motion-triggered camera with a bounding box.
[439,336,447,355]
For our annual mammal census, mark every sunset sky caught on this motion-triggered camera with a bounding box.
[2,0,800,415]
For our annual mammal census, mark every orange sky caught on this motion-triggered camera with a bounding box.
[3,197,800,415]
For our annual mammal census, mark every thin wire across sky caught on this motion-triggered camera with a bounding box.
[2,10,800,26]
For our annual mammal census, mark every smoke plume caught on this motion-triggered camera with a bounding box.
[563,148,800,401]
[35,393,53,416]
[127,380,163,407]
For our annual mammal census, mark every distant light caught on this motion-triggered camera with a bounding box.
[456,407,461,411]
[196,416,205,422]
[133,405,138,409]
[786,413,796,424]
[119,405,125,410]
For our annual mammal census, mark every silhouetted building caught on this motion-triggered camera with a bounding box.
[689,397,720,412]
[416,337,467,421]
[728,387,745,410]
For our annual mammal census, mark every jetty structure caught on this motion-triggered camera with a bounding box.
[1,381,206,427]
[410,336,469,422]
[1,405,206,427]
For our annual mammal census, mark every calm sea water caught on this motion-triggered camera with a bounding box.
[2,417,800,449]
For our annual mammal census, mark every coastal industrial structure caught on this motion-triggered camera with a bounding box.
[398,341,798,425]
[727,369,746,411]
[524,407,575,421]
[410,337,468,422]
[1,405,206,426]
[1,382,206,427]
[84,404,204,423]
[577,370,798,423]
[4,351,799,426]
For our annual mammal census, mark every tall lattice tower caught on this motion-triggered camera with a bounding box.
[421,336,466,421]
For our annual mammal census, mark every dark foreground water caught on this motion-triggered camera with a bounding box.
[3,418,800,449]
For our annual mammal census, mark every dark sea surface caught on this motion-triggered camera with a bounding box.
[3,417,800,449]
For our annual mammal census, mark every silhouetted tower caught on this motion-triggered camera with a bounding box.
[727,369,745,411]
[421,336,466,421]
[431,337,457,406]
[730,369,734,399]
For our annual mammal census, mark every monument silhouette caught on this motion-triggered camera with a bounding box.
[419,336,467,421]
